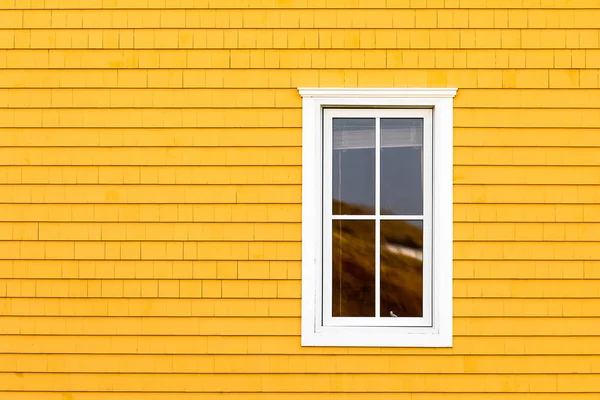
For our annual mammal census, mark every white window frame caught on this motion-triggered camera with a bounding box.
[323,108,433,328]
[298,88,457,348]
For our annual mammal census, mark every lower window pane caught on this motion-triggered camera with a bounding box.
[380,220,423,318]
[332,220,376,317]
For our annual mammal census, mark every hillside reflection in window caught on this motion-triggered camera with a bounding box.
[331,202,423,318]
[332,219,375,317]
[331,117,424,319]
[380,220,423,317]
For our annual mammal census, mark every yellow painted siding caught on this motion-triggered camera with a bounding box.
[1,0,600,398]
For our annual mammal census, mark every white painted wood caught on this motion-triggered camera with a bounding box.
[299,88,456,348]
[422,109,434,328]
[331,215,424,220]
[375,116,381,320]
[298,88,458,98]
[321,110,334,325]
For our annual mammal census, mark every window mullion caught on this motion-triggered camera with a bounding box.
[375,117,381,319]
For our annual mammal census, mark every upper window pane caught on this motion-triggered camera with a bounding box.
[380,118,424,215]
[332,118,376,215]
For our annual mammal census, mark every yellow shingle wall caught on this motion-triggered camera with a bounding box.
[1,0,600,398]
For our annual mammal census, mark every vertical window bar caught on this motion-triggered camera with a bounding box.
[422,114,433,323]
[322,111,333,322]
[375,117,381,319]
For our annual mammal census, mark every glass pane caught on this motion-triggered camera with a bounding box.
[380,220,423,318]
[380,118,424,215]
[332,118,376,215]
[332,220,376,317]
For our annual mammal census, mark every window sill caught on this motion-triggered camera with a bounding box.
[302,327,452,348]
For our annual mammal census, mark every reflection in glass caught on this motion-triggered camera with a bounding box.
[381,118,424,215]
[332,118,375,215]
[380,220,423,317]
[332,219,376,317]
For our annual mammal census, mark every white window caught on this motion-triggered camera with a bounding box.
[298,88,456,347]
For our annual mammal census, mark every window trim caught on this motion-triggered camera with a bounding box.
[299,88,457,348]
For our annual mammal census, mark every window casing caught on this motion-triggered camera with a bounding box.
[299,88,456,348]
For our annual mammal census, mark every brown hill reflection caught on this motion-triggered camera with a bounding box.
[332,201,423,318]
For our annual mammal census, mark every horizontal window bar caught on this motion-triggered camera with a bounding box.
[324,316,431,328]
[331,215,424,220]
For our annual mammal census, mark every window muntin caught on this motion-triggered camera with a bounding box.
[322,109,433,328]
